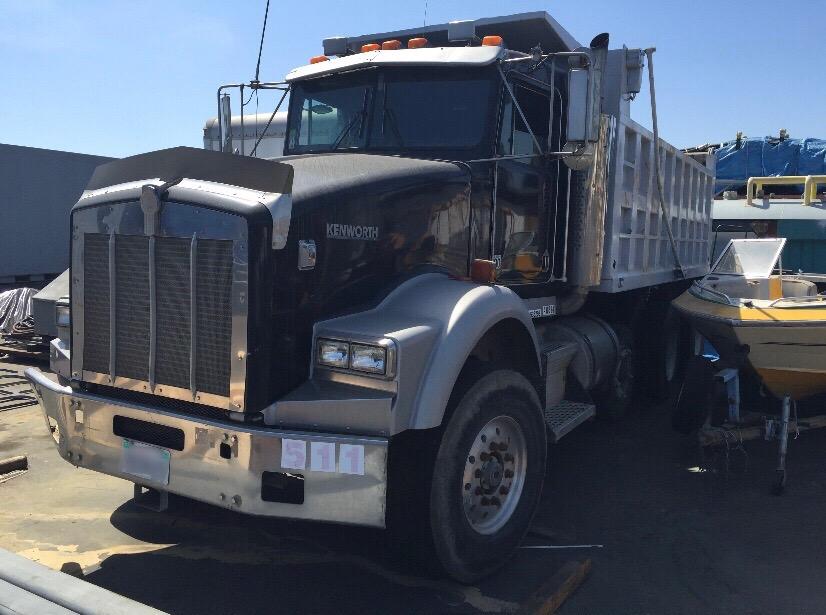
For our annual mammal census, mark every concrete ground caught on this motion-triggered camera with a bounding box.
[2,356,826,614]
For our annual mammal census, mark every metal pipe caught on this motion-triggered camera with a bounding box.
[745,175,826,206]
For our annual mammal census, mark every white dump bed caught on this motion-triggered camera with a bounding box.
[594,49,714,293]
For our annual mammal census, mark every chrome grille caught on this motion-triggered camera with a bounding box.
[82,232,235,400]
[115,235,150,382]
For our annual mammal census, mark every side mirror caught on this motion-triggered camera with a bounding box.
[562,33,609,171]
[566,68,589,143]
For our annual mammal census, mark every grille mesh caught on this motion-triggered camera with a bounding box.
[155,238,192,390]
[195,240,233,396]
[82,230,235,400]
[82,234,110,374]
[115,235,150,382]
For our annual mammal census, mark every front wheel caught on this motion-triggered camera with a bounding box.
[429,369,547,583]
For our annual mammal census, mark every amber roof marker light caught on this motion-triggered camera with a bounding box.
[381,40,402,50]
[481,35,504,47]
[361,43,380,52]
[309,55,329,64]
[407,37,429,49]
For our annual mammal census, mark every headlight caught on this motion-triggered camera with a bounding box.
[350,343,387,374]
[55,303,70,327]
[317,338,349,368]
[315,337,396,378]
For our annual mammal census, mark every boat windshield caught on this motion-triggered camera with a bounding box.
[710,238,786,278]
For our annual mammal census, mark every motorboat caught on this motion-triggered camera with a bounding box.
[673,238,826,401]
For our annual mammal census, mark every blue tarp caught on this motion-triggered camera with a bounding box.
[715,137,826,181]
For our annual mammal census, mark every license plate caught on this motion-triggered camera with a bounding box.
[120,439,170,485]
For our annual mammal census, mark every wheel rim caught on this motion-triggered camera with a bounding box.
[461,415,527,535]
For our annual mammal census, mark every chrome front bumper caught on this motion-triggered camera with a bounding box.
[24,368,389,528]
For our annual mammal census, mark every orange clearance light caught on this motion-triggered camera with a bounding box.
[310,55,329,64]
[482,35,504,47]
[381,39,402,50]
[407,37,429,49]
[470,259,497,284]
[361,43,380,52]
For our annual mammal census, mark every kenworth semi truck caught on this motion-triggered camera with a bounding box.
[25,13,714,582]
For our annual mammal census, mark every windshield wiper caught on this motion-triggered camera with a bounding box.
[331,88,370,151]
[381,107,405,147]
[331,110,365,151]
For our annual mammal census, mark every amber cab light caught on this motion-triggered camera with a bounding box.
[310,55,329,64]
[381,40,402,50]
[361,43,380,52]
[481,35,504,47]
[407,37,429,49]
[470,259,497,284]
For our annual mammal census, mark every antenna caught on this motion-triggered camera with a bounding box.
[254,0,271,83]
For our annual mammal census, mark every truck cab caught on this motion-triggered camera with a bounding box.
[26,12,714,583]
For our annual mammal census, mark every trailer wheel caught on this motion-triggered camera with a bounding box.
[429,368,546,583]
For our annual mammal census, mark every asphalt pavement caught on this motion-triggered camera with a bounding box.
[2,357,826,614]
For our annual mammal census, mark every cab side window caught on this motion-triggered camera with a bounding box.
[499,83,550,163]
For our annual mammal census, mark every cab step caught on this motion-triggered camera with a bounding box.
[543,400,596,443]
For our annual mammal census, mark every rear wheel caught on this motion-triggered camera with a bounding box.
[429,369,546,583]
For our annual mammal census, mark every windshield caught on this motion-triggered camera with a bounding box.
[285,68,497,155]
[710,238,786,278]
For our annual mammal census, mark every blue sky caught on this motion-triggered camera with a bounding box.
[1,0,824,158]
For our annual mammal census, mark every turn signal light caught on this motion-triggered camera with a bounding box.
[361,43,380,52]
[407,37,429,49]
[470,259,497,284]
[309,55,329,64]
[482,35,504,47]
[381,39,402,50]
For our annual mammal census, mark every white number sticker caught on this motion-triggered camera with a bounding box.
[310,442,336,472]
[338,444,365,475]
[281,439,307,470]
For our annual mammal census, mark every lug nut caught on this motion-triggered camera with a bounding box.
[468,455,475,464]
[504,453,514,463]
[499,486,509,495]
[464,483,471,491]
[481,497,491,506]
[481,435,487,443]
[505,469,514,478]
[480,452,490,461]
[491,497,501,507]
[489,442,498,451]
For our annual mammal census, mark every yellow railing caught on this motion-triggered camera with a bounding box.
[746,175,826,206]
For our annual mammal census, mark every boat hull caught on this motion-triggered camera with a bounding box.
[673,292,826,400]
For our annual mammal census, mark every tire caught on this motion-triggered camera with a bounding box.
[427,368,547,583]
[593,325,636,420]
[672,355,718,434]
[637,301,690,402]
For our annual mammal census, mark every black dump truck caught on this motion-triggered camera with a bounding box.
[27,12,714,581]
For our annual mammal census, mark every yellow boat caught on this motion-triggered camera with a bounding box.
[673,238,826,400]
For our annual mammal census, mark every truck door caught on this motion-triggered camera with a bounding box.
[493,81,552,285]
